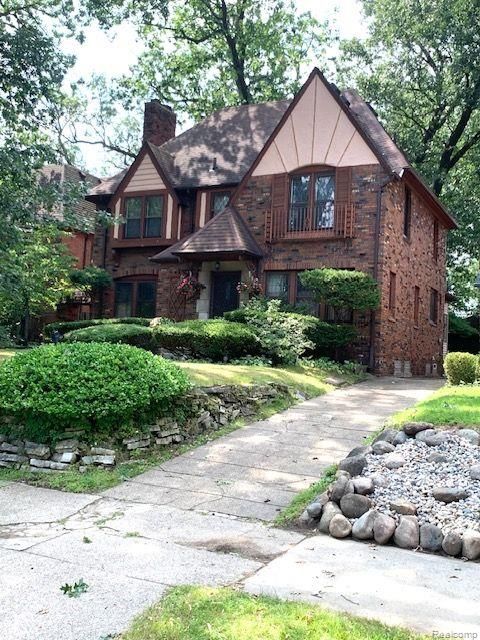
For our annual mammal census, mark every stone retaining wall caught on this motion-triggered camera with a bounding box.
[0,383,291,473]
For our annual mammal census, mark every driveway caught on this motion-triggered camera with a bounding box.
[3,377,476,640]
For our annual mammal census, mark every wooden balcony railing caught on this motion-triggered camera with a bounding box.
[265,202,355,241]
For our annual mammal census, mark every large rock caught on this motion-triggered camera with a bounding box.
[373,429,397,444]
[470,464,480,481]
[338,454,367,477]
[457,429,480,446]
[340,493,372,518]
[52,451,78,464]
[428,452,448,464]
[420,524,444,551]
[403,421,434,436]
[415,429,437,444]
[370,472,389,488]
[373,513,396,544]
[462,530,480,560]
[346,445,372,458]
[330,476,354,503]
[352,509,377,540]
[393,431,408,446]
[54,438,79,453]
[393,516,419,549]
[329,514,352,538]
[390,498,417,516]
[297,509,316,529]
[90,446,116,456]
[442,531,463,557]
[384,453,406,469]
[24,442,50,459]
[306,492,329,519]
[352,477,374,495]
[318,502,342,533]
[372,441,395,455]
[432,487,469,503]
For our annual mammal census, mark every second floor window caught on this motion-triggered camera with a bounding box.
[211,191,231,217]
[289,172,335,232]
[124,194,164,239]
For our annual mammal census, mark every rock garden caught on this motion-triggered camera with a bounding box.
[303,421,480,561]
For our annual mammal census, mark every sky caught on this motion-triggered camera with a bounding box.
[62,0,368,174]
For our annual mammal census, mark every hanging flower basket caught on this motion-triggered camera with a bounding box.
[177,273,205,300]
[237,276,263,297]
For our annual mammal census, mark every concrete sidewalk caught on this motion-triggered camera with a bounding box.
[1,376,456,640]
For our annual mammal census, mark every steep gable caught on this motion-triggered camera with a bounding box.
[252,71,379,176]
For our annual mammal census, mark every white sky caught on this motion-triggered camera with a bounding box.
[62,0,367,173]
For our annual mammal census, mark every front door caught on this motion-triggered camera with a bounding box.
[210,271,241,318]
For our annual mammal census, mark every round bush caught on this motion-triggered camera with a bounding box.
[153,319,260,361]
[64,323,154,350]
[444,351,478,385]
[44,317,151,337]
[0,343,190,442]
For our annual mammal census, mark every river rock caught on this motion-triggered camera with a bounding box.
[420,523,444,551]
[372,441,395,455]
[352,509,377,540]
[306,492,329,518]
[403,422,434,436]
[338,454,367,477]
[373,429,397,444]
[318,502,342,533]
[384,453,406,469]
[415,429,437,444]
[442,531,463,557]
[390,498,417,515]
[352,477,374,495]
[457,429,480,446]
[346,445,371,458]
[329,514,352,538]
[340,493,372,518]
[432,487,469,503]
[393,431,408,446]
[462,530,480,560]
[330,476,354,503]
[428,452,448,464]
[373,513,396,544]
[393,516,419,549]
[470,464,480,481]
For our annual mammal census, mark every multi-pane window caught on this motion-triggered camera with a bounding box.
[289,172,335,231]
[211,191,231,217]
[114,280,157,318]
[413,285,420,327]
[404,186,412,238]
[123,194,164,239]
[430,288,439,324]
[389,271,396,315]
[265,272,289,302]
[296,274,318,315]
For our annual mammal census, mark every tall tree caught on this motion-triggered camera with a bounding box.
[63,0,329,168]
[339,0,480,311]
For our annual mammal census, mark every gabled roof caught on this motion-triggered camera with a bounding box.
[151,205,263,262]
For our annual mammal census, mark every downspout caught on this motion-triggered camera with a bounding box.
[369,173,392,372]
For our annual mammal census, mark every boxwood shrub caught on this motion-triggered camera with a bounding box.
[153,319,260,361]
[444,351,479,385]
[64,324,155,350]
[0,343,190,443]
[44,316,151,337]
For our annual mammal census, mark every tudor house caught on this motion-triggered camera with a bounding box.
[87,68,456,376]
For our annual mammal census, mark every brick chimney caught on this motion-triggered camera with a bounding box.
[142,100,176,146]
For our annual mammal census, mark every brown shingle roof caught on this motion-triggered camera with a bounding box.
[151,205,263,262]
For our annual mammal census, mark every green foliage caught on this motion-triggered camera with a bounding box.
[153,320,259,362]
[44,316,151,336]
[443,352,479,386]
[448,313,478,338]
[302,357,364,378]
[225,299,356,363]
[0,326,15,349]
[60,579,89,598]
[149,316,174,327]
[0,343,190,443]
[64,324,154,350]
[69,266,112,292]
[299,269,380,312]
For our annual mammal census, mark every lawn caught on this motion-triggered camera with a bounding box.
[121,586,424,640]
[0,348,18,361]
[388,384,480,430]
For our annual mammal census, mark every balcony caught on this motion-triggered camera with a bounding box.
[266,202,355,241]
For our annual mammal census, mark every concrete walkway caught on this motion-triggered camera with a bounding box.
[4,377,476,640]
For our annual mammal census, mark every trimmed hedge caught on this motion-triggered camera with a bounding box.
[444,351,479,385]
[153,319,260,361]
[0,343,190,443]
[64,324,155,350]
[44,317,151,337]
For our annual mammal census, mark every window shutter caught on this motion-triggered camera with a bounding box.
[266,174,289,241]
[335,167,353,236]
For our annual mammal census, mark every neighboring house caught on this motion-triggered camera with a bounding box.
[40,164,100,322]
[87,68,456,375]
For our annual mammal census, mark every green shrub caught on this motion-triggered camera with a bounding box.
[299,268,381,312]
[225,299,356,363]
[0,325,15,348]
[0,343,190,443]
[64,324,155,350]
[149,317,174,327]
[44,317,151,337]
[444,351,478,385]
[153,319,259,361]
